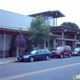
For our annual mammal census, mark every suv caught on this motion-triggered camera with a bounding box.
[51,45,72,58]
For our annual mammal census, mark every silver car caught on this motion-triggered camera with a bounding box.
[72,47,80,56]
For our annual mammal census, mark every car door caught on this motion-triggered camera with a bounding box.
[64,46,70,55]
[64,46,69,55]
[34,49,42,60]
[78,48,80,55]
[40,49,46,59]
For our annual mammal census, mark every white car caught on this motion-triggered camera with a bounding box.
[72,47,80,56]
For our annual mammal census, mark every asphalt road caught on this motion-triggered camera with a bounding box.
[0,56,80,80]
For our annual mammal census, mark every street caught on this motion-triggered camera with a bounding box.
[0,56,80,80]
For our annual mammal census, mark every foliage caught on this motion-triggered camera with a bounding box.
[61,22,79,30]
[25,37,33,52]
[9,35,17,57]
[28,16,50,45]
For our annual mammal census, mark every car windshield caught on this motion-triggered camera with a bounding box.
[74,48,80,51]
[25,50,37,55]
[30,50,37,54]
[57,47,64,50]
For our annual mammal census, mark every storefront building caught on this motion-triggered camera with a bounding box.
[0,9,80,58]
[0,9,31,57]
[29,10,80,50]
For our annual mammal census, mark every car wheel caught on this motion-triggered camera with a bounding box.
[45,56,50,60]
[30,57,34,62]
[68,53,71,57]
[60,54,63,58]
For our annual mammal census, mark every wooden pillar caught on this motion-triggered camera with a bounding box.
[19,27,22,56]
[3,34,6,58]
[73,34,77,48]
[16,46,19,57]
[62,32,64,46]
[47,39,50,50]
[44,42,46,48]
[54,39,56,49]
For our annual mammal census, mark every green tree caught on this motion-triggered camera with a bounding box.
[25,37,33,51]
[61,22,79,30]
[28,16,50,48]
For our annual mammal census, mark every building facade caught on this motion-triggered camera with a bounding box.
[0,9,32,58]
[0,9,80,58]
[29,10,80,50]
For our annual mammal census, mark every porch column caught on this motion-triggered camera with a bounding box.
[54,39,56,49]
[3,34,6,58]
[44,42,46,48]
[47,39,50,50]
[62,32,64,46]
[73,34,77,48]
[16,46,19,57]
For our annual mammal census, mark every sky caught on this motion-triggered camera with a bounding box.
[0,0,80,27]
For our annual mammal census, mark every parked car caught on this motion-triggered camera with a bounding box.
[51,45,72,58]
[17,49,51,62]
[72,47,80,56]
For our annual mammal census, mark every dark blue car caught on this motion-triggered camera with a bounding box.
[18,49,51,62]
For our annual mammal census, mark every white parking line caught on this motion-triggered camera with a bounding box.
[0,62,80,80]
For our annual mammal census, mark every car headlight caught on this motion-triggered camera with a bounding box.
[23,56,29,58]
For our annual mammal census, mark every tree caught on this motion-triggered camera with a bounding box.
[28,16,50,48]
[25,37,33,51]
[61,22,79,30]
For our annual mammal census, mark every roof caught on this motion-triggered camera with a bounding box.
[50,33,62,38]
[0,27,29,36]
[0,9,32,31]
[56,38,79,41]
[50,26,80,33]
[28,10,65,18]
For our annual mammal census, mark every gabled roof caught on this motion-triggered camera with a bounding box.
[0,9,32,30]
[28,10,65,18]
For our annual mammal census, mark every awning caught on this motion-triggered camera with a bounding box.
[28,10,65,18]
[56,38,79,41]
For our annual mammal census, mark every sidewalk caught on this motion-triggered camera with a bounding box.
[0,57,17,65]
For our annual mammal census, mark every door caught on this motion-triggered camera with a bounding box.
[34,50,42,60]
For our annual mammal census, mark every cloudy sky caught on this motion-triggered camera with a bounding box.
[0,0,80,26]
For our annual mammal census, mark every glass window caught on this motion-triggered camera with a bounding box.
[44,49,50,53]
[41,49,45,53]
[74,48,80,51]
[31,50,37,54]
[57,47,64,50]
[37,50,41,54]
